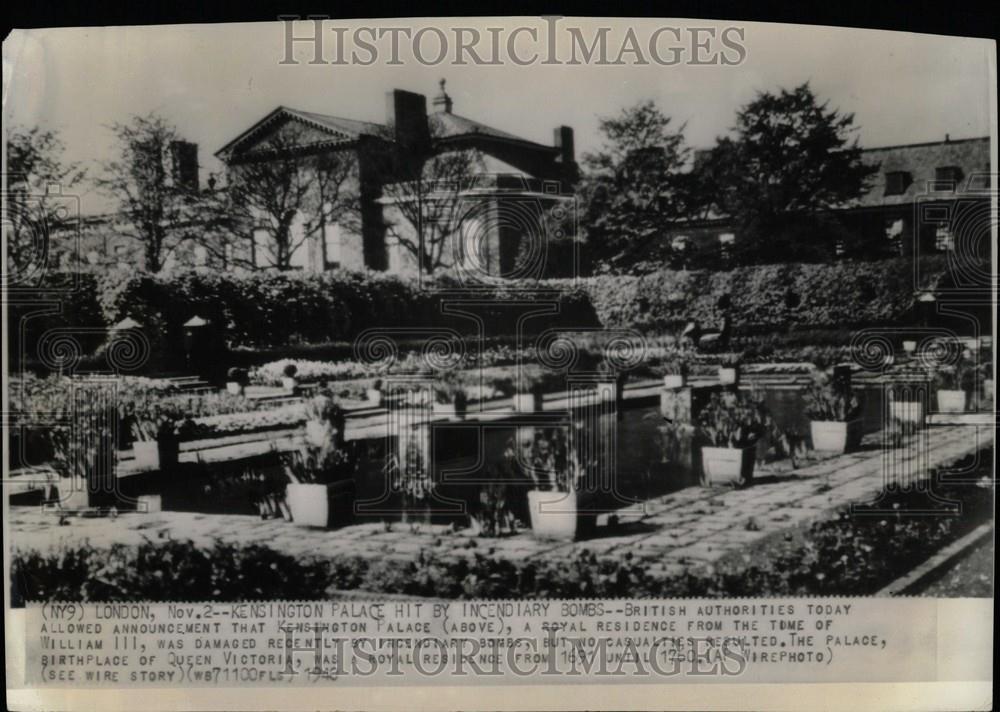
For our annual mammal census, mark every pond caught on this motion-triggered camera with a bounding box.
[124,381,894,524]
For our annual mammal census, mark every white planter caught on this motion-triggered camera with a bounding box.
[936,389,967,413]
[133,440,161,470]
[281,377,298,391]
[226,381,244,396]
[137,494,162,513]
[514,392,543,413]
[662,374,685,389]
[902,340,917,354]
[890,400,924,425]
[527,489,578,541]
[133,439,178,471]
[700,446,755,487]
[305,420,333,448]
[810,420,862,453]
[718,367,739,385]
[286,483,329,527]
[54,478,90,509]
[366,388,383,406]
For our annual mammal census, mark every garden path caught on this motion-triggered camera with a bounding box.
[9,424,992,577]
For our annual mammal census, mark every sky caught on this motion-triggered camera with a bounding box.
[3,17,996,214]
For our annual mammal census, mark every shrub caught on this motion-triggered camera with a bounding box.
[696,391,769,448]
[803,373,863,421]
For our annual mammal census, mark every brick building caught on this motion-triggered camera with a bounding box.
[665,136,992,265]
[214,81,579,278]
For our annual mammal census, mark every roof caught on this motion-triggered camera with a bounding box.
[846,136,990,208]
[281,108,384,141]
[215,106,382,159]
[217,105,551,160]
[429,111,529,144]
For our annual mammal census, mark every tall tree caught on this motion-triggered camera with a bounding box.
[226,123,360,270]
[579,100,690,273]
[4,126,85,282]
[97,114,203,273]
[703,83,876,263]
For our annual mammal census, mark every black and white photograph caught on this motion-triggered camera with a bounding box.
[3,14,996,710]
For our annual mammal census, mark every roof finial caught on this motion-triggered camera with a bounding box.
[433,78,453,114]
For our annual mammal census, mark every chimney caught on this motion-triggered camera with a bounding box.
[554,126,574,165]
[945,133,950,143]
[169,141,199,192]
[432,78,453,114]
[386,89,430,152]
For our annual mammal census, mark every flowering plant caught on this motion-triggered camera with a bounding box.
[522,426,586,492]
[696,391,767,448]
[281,442,359,485]
[930,355,977,392]
[804,374,863,422]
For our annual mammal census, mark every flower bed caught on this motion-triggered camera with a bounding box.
[182,403,307,440]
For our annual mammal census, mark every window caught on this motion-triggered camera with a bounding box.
[934,166,963,191]
[884,171,911,196]
[323,222,342,268]
[253,228,271,268]
[968,173,991,190]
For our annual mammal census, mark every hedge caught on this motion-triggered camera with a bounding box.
[576,256,953,334]
[14,257,956,371]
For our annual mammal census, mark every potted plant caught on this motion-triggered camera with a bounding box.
[49,404,117,509]
[433,370,469,419]
[226,367,248,396]
[696,391,766,487]
[126,398,187,471]
[366,378,384,407]
[303,392,344,448]
[281,363,299,391]
[889,391,925,426]
[523,427,593,541]
[282,443,359,528]
[804,374,864,453]
[514,380,545,413]
[387,428,435,526]
[717,355,740,386]
[657,357,689,389]
[932,358,974,413]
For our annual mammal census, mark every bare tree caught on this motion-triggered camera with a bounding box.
[362,126,485,274]
[4,126,85,280]
[96,113,203,273]
[225,123,360,270]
